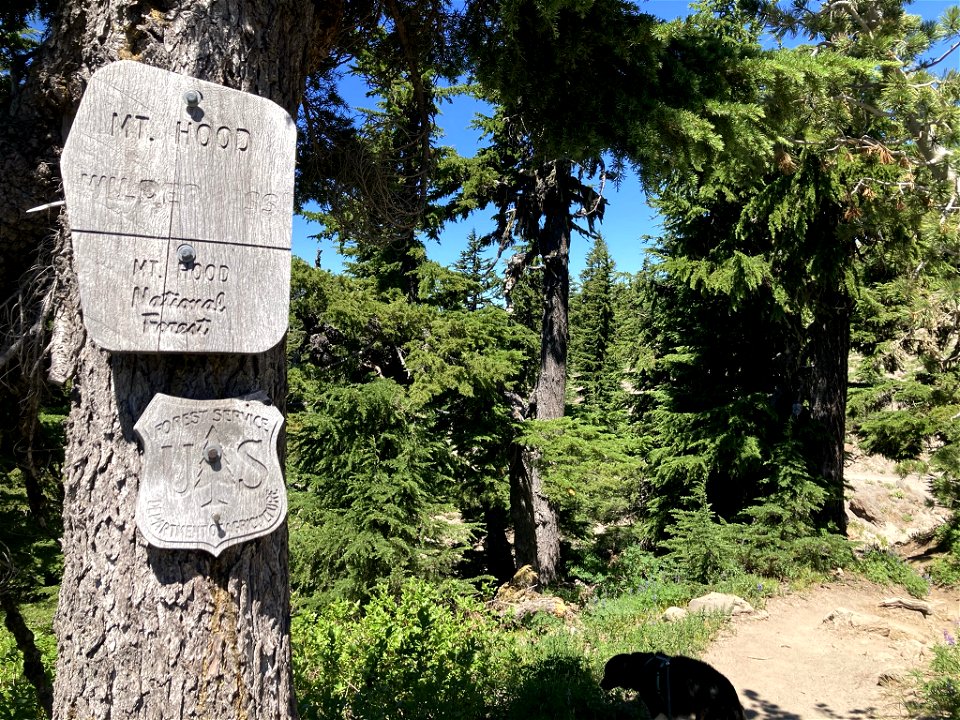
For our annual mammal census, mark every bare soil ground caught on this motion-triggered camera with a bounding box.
[702,453,958,720]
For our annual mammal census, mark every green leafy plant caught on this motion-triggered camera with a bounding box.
[856,546,930,599]
[294,579,496,720]
[0,626,55,720]
[494,643,629,720]
[909,641,960,719]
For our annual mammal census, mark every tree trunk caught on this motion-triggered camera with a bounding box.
[807,288,852,534]
[509,161,569,585]
[0,1,341,718]
[509,443,562,583]
[481,503,514,583]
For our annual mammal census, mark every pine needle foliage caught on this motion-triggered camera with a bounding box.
[515,416,647,555]
[287,258,535,601]
[289,380,464,605]
[639,0,960,547]
[569,236,620,410]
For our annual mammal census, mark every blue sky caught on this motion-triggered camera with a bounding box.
[292,0,960,280]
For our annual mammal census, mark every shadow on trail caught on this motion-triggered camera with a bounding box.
[741,689,802,719]
[741,688,878,720]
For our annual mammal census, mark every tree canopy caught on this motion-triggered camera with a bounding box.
[5,0,960,717]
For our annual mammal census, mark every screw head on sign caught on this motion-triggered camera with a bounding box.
[206,444,222,464]
[184,89,201,107]
[177,243,196,265]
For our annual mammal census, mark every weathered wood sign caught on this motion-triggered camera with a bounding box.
[61,61,296,353]
[134,394,286,555]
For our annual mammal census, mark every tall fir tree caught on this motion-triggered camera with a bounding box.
[570,236,618,411]
[452,230,500,312]
[644,0,960,537]
[455,0,774,580]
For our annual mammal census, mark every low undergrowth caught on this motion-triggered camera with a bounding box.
[0,624,54,720]
[292,572,731,720]
[909,642,960,719]
[855,545,931,599]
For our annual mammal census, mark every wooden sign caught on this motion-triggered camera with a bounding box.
[134,394,287,555]
[60,61,295,353]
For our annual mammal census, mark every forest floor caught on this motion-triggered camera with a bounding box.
[702,451,958,719]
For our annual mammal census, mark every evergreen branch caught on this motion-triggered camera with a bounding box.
[395,345,412,382]
[851,177,923,194]
[826,0,873,37]
[838,94,891,120]
[790,135,909,159]
[503,247,537,314]
[912,38,960,72]
[382,0,433,214]
[574,171,606,219]
[502,390,527,421]
[495,207,518,260]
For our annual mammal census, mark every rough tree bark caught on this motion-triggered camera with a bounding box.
[807,287,852,535]
[509,161,569,585]
[0,0,342,718]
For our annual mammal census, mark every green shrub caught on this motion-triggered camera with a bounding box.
[293,579,495,719]
[910,641,960,719]
[930,555,960,588]
[487,591,716,720]
[493,641,632,720]
[292,573,730,720]
[582,592,723,660]
[858,410,932,461]
[856,546,930,598]
[735,517,854,581]
[0,627,54,720]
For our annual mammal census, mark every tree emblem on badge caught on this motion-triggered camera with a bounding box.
[134,393,286,555]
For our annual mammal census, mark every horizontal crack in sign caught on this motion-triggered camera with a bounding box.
[71,229,290,251]
[61,61,296,354]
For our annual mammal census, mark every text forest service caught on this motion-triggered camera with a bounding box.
[134,394,287,555]
[61,61,296,354]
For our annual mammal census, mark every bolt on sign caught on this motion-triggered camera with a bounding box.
[61,61,296,353]
[134,394,286,555]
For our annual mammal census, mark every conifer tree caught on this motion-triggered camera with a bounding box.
[286,258,534,591]
[570,236,618,410]
[646,0,960,535]
[457,0,773,580]
[297,0,458,300]
[452,230,500,311]
[445,105,607,582]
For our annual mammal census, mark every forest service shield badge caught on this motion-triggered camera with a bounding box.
[134,393,287,555]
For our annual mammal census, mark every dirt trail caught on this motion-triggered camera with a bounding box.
[702,454,958,720]
[704,580,960,719]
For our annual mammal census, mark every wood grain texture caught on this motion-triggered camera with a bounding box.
[42,0,341,717]
[55,347,297,719]
[134,394,287,556]
[61,61,295,354]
